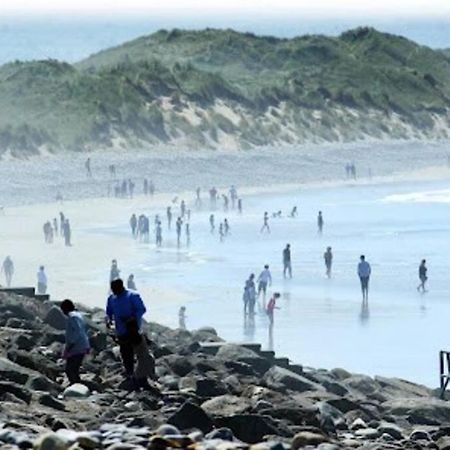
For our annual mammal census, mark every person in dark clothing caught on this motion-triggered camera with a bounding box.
[317,211,324,235]
[417,259,428,293]
[61,299,90,385]
[130,214,137,238]
[324,247,333,278]
[283,244,292,279]
[106,279,155,390]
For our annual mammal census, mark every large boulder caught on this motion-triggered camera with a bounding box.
[216,345,271,375]
[168,401,213,433]
[263,366,325,393]
[374,376,432,399]
[44,307,67,331]
[383,398,450,425]
[195,377,229,398]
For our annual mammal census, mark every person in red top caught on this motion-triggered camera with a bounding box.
[266,292,281,325]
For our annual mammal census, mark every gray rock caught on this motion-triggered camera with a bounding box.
[215,414,292,443]
[196,377,229,398]
[39,394,66,411]
[354,428,380,439]
[216,345,271,375]
[409,429,432,441]
[377,422,404,440]
[202,395,251,417]
[168,401,213,433]
[33,432,74,450]
[437,437,450,450]
[291,431,329,449]
[263,366,324,393]
[205,428,235,441]
[0,381,32,404]
[375,376,432,399]
[349,418,367,431]
[383,398,450,425]
[342,375,379,396]
[155,425,180,437]
[44,307,67,331]
[63,383,90,399]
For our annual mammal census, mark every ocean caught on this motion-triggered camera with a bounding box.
[87,177,450,388]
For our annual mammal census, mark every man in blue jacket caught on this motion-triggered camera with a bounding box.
[106,278,154,388]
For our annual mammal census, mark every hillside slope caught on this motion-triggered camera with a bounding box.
[1,27,450,156]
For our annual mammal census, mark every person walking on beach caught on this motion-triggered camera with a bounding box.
[106,278,155,390]
[261,212,270,233]
[357,255,371,301]
[37,266,47,294]
[289,206,298,218]
[283,244,292,279]
[53,218,58,235]
[127,274,137,290]
[63,219,72,246]
[59,212,65,237]
[185,223,190,246]
[230,185,238,209]
[180,200,186,218]
[110,259,120,282]
[243,274,256,315]
[195,187,201,208]
[237,199,242,214]
[266,292,281,325]
[209,214,215,233]
[219,223,224,242]
[257,265,272,299]
[1,256,14,287]
[155,221,163,247]
[130,214,137,238]
[167,207,172,230]
[60,299,90,385]
[85,158,92,178]
[324,246,333,278]
[317,211,324,235]
[176,217,183,247]
[224,218,230,235]
[417,259,428,293]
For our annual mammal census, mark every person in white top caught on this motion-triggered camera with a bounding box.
[357,255,371,301]
[257,265,272,299]
[37,265,48,295]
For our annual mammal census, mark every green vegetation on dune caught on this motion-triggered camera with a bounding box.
[1,27,450,155]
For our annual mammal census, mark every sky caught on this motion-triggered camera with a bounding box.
[2,0,450,17]
[1,0,450,65]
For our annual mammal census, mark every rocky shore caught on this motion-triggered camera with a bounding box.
[1,291,450,450]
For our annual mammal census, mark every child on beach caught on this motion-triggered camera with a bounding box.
[60,299,90,385]
[266,292,281,325]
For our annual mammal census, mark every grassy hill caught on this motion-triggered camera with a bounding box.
[1,27,450,156]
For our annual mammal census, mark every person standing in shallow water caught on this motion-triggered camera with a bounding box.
[257,265,272,299]
[283,244,292,279]
[209,214,215,233]
[166,207,172,230]
[317,211,324,235]
[243,274,256,315]
[324,247,333,278]
[357,255,371,302]
[417,259,428,293]
[60,299,90,385]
